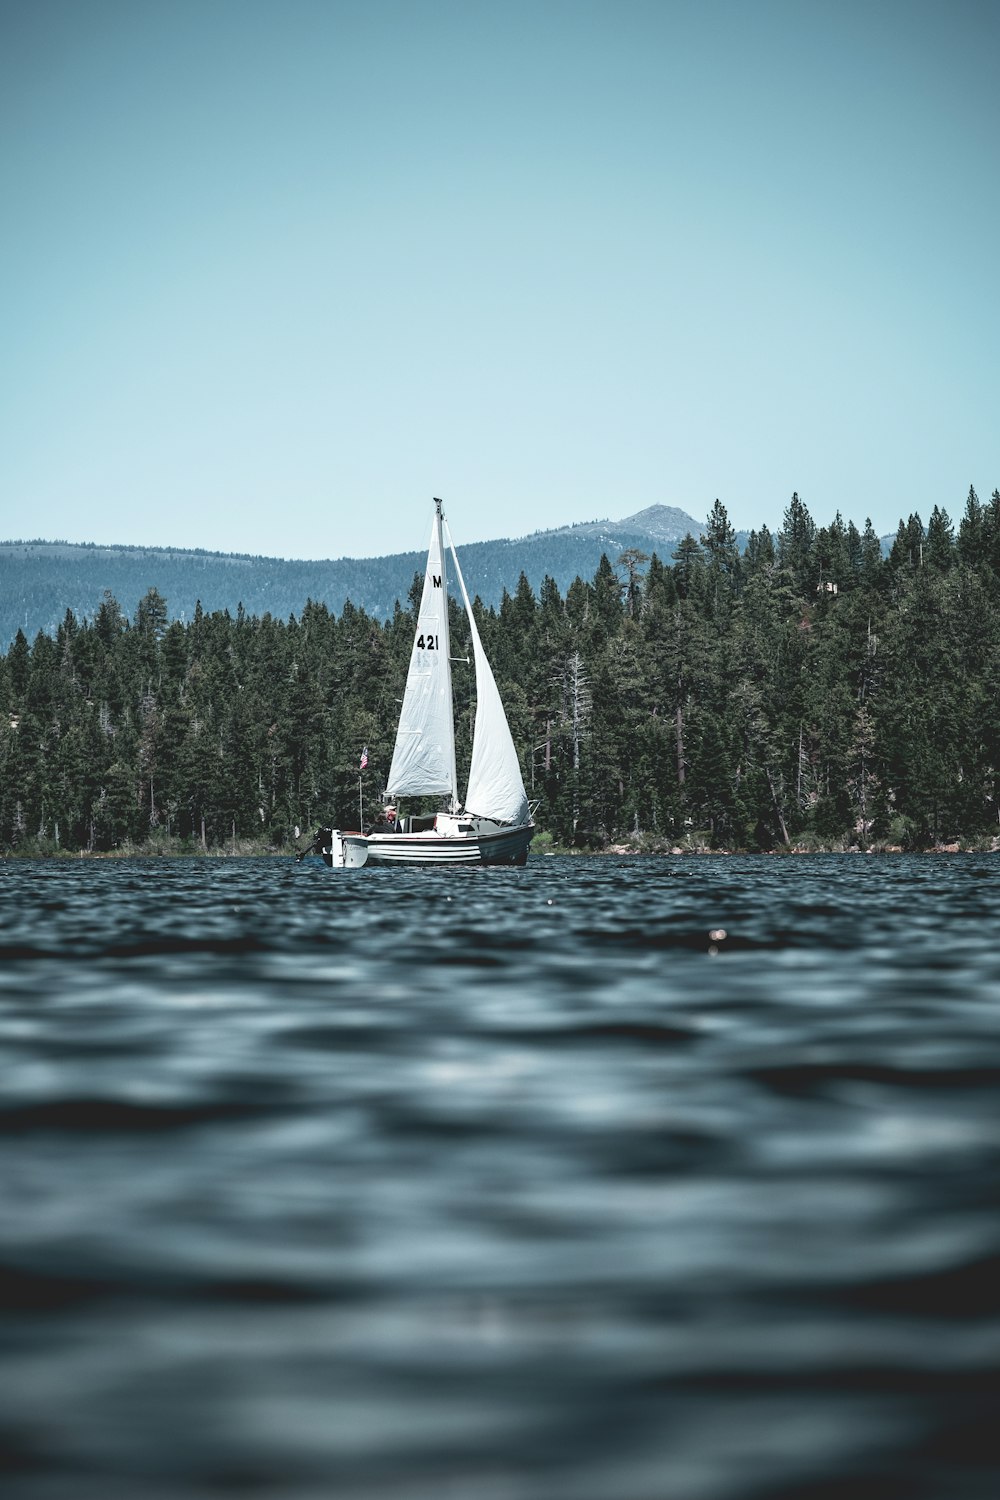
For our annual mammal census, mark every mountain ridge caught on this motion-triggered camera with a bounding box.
[0,504,708,648]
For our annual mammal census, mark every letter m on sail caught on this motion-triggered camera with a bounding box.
[432,574,442,587]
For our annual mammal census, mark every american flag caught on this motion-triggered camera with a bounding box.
[359,745,369,771]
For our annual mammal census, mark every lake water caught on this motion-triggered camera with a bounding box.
[1,852,998,1499]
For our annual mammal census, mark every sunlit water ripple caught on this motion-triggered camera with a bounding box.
[1,853,998,1499]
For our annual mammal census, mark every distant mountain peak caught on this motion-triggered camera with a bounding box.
[618,504,703,543]
[544,503,701,546]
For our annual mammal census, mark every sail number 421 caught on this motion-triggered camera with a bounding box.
[416,634,439,650]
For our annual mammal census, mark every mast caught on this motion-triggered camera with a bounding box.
[434,498,460,813]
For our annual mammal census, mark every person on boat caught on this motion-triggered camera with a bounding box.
[365,805,399,835]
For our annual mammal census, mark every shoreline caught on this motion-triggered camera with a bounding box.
[3,839,999,862]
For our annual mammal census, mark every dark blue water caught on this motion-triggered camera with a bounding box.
[2,853,999,1499]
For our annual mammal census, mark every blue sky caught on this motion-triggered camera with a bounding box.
[2,0,997,560]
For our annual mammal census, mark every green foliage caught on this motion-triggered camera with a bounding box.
[2,485,999,853]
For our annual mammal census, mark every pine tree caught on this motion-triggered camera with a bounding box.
[778,492,816,593]
[617,548,650,619]
[860,519,884,588]
[701,499,740,612]
[957,486,983,568]
[925,506,954,571]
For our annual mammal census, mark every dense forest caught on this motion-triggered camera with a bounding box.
[2,489,999,855]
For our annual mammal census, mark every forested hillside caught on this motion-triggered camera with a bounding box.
[0,506,705,649]
[2,490,998,854]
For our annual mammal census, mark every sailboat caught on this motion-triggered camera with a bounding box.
[358,498,534,867]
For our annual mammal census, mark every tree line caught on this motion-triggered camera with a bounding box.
[2,487,999,854]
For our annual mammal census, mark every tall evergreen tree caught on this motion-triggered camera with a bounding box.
[778,492,816,593]
[957,485,983,567]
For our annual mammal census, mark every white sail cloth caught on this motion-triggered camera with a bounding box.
[463,621,531,825]
[385,503,530,829]
[445,521,531,827]
[385,518,456,801]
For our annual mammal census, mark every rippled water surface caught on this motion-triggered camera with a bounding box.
[2,852,999,1499]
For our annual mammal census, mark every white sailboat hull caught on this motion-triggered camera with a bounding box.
[364,820,533,867]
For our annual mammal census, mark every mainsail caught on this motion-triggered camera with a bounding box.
[385,510,457,804]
